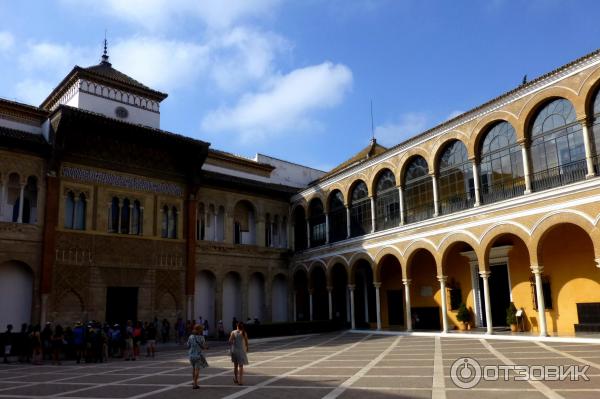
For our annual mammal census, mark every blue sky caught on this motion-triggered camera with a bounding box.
[1,0,600,171]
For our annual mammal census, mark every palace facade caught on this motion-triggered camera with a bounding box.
[2,47,600,336]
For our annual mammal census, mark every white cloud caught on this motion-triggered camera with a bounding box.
[374,112,428,147]
[14,79,54,105]
[201,62,353,142]
[0,31,14,51]
[446,109,464,120]
[60,0,281,30]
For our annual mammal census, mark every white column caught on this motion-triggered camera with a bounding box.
[16,183,25,223]
[327,286,333,320]
[438,276,449,333]
[472,162,481,206]
[403,278,412,332]
[374,282,382,330]
[213,213,218,241]
[346,206,351,238]
[531,265,548,337]
[398,186,405,225]
[479,271,493,334]
[521,143,532,194]
[581,119,596,178]
[349,285,356,329]
[325,213,330,244]
[431,173,439,217]
[370,196,376,233]
[306,219,311,248]
[309,290,314,321]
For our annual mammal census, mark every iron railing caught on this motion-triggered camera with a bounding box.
[439,191,475,215]
[480,179,526,205]
[404,203,434,224]
[531,159,587,192]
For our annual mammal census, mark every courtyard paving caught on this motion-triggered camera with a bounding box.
[0,332,599,399]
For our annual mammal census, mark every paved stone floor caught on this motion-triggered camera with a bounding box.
[0,332,599,399]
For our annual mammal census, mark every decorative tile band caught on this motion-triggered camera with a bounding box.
[62,166,183,197]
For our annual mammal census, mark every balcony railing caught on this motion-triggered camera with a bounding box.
[404,203,434,224]
[480,179,526,205]
[439,191,475,216]
[531,159,587,192]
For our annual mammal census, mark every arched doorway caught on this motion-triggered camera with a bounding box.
[272,274,288,322]
[0,261,33,328]
[441,243,477,330]
[293,269,309,321]
[222,272,242,333]
[233,200,256,245]
[248,272,266,322]
[309,265,328,320]
[292,206,307,250]
[378,255,404,328]
[195,270,216,332]
[353,259,375,328]
[406,249,440,330]
[330,263,348,322]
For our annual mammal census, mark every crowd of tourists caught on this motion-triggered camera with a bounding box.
[0,317,197,364]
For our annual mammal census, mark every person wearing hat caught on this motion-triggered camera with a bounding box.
[187,324,209,389]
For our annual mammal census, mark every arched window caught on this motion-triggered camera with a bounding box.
[169,206,178,238]
[374,169,399,231]
[121,198,130,234]
[272,215,280,247]
[23,176,37,224]
[308,199,326,247]
[437,140,474,215]
[234,201,255,245]
[530,98,586,190]
[349,181,371,237]
[216,206,225,241]
[281,216,288,248]
[64,191,75,229]
[328,190,346,243]
[591,89,600,171]
[110,197,120,233]
[479,122,525,204]
[131,200,141,235]
[8,173,20,223]
[404,156,433,223]
[161,205,169,238]
[197,203,205,240]
[292,206,307,250]
[74,193,86,230]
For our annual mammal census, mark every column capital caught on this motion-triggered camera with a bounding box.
[479,270,491,278]
[516,137,529,146]
[577,115,592,127]
[347,284,355,291]
[373,282,381,289]
[402,278,411,285]
[436,275,447,283]
[530,265,544,274]
[595,258,600,269]
[326,286,333,292]
[308,288,314,295]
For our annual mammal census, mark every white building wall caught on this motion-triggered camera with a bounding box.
[222,274,242,333]
[0,262,33,328]
[76,92,160,128]
[255,154,325,188]
[195,272,216,333]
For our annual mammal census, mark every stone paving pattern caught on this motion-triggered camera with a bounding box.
[0,332,599,399]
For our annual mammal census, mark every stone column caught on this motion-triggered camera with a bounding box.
[398,186,405,225]
[41,172,59,322]
[348,285,356,329]
[520,140,532,194]
[580,118,596,178]
[479,270,493,334]
[325,213,330,244]
[431,173,439,217]
[370,196,376,233]
[531,265,548,336]
[346,206,351,238]
[374,282,382,330]
[17,183,25,223]
[213,213,218,241]
[309,289,314,321]
[327,286,333,320]
[185,196,198,313]
[306,219,311,248]
[472,162,481,206]
[403,279,412,332]
[438,276,449,333]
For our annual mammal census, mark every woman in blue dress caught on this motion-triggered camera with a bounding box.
[188,324,209,389]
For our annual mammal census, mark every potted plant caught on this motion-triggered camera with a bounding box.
[506,302,518,332]
[456,302,470,331]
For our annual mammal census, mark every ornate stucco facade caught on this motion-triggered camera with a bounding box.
[2,48,600,337]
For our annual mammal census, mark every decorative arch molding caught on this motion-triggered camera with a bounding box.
[438,230,482,271]
[325,255,350,283]
[290,201,308,219]
[399,148,431,185]
[308,259,327,278]
[430,134,470,172]
[291,263,309,276]
[306,192,327,210]
[344,174,369,203]
[517,86,583,137]
[348,251,374,283]
[402,238,439,276]
[368,162,399,194]
[579,65,600,117]
[373,246,403,282]
[324,184,346,211]
[468,113,521,161]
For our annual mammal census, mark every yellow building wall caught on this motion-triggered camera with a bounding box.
[444,250,474,329]
[379,257,403,328]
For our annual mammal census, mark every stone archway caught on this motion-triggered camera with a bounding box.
[0,261,33,328]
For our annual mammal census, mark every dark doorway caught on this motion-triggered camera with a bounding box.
[106,287,138,325]
[387,290,404,325]
[479,264,511,327]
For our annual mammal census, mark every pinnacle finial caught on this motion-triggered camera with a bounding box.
[101,30,110,65]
